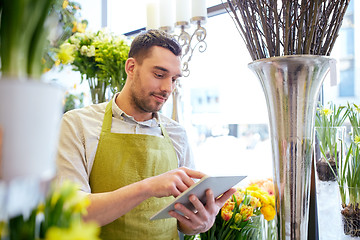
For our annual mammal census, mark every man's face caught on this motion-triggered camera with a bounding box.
[129,46,182,114]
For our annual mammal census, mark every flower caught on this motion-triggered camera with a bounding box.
[57,28,130,103]
[1,181,100,239]
[45,222,100,240]
[321,108,333,117]
[355,135,360,145]
[193,179,276,240]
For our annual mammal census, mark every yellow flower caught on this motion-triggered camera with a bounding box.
[221,201,234,221]
[62,0,69,9]
[232,190,244,205]
[51,191,60,207]
[55,59,60,66]
[261,205,276,221]
[72,21,87,33]
[354,104,360,113]
[355,135,360,144]
[249,196,261,208]
[45,222,100,240]
[321,108,333,117]
[57,43,75,64]
[239,205,254,221]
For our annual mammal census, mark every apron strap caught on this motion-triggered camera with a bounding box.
[159,123,170,139]
[102,101,113,133]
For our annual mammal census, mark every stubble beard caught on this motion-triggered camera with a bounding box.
[130,72,166,114]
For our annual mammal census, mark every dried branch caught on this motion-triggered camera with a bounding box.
[225,0,351,61]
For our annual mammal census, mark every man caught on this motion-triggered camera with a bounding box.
[56,29,235,239]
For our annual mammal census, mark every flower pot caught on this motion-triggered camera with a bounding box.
[248,55,333,240]
[0,79,63,217]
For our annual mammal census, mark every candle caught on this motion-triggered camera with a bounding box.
[192,0,207,19]
[159,0,175,28]
[176,0,191,23]
[146,1,159,30]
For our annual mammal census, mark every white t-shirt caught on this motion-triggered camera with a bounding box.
[56,94,195,193]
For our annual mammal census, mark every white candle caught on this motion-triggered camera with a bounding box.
[192,0,207,19]
[159,0,175,28]
[176,0,191,23]
[146,1,160,30]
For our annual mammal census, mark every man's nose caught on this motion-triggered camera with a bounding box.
[160,78,175,93]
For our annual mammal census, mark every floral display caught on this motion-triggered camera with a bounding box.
[186,179,276,240]
[57,28,130,103]
[0,181,100,240]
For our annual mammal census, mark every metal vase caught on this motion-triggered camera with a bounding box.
[248,55,333,240]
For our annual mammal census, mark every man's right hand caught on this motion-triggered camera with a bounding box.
[143,167,206,198]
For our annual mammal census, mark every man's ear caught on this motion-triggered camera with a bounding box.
[125,58,136,76]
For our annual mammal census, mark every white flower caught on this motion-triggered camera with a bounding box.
[87,45,95,57]
[80,46,88,55]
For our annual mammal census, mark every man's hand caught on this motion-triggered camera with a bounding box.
[168,187,237,235]
[143,167,206,199]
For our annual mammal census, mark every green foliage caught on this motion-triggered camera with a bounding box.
[346,103,360,139]
[315,102,348,160]
[0,0,55,79]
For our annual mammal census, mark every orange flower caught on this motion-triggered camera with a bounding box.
[221,201,234,221]
[239,205,254,221]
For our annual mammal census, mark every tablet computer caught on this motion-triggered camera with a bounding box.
[150,175,246,220]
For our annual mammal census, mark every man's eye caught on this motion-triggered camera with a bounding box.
[154,73,163,78]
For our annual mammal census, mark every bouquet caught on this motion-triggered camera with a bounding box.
[57,29,130,103]
[186,179,276,240]
[0,181,100,240]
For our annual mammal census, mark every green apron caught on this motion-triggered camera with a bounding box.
[89,101,179,240]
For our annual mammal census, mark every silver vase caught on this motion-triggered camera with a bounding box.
[248,55,334,240]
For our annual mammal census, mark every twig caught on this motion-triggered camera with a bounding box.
[226,0,351,60]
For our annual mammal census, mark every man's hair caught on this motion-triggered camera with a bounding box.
[128,29,182,64]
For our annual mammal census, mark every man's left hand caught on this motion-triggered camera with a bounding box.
[168,187,237,235]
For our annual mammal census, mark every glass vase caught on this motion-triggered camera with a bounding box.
[248,55,333,240]
[88,77,108,104]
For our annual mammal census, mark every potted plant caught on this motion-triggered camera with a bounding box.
[56,29,130,103]
[315,102,348,181]
[333,103,360,237]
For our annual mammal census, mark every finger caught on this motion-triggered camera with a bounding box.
[173,181,190,196]
[173,202,197,220]
[188,194,207,216]
[181,167,207,180]
[168,209,189,222]
[215,188,237,206]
